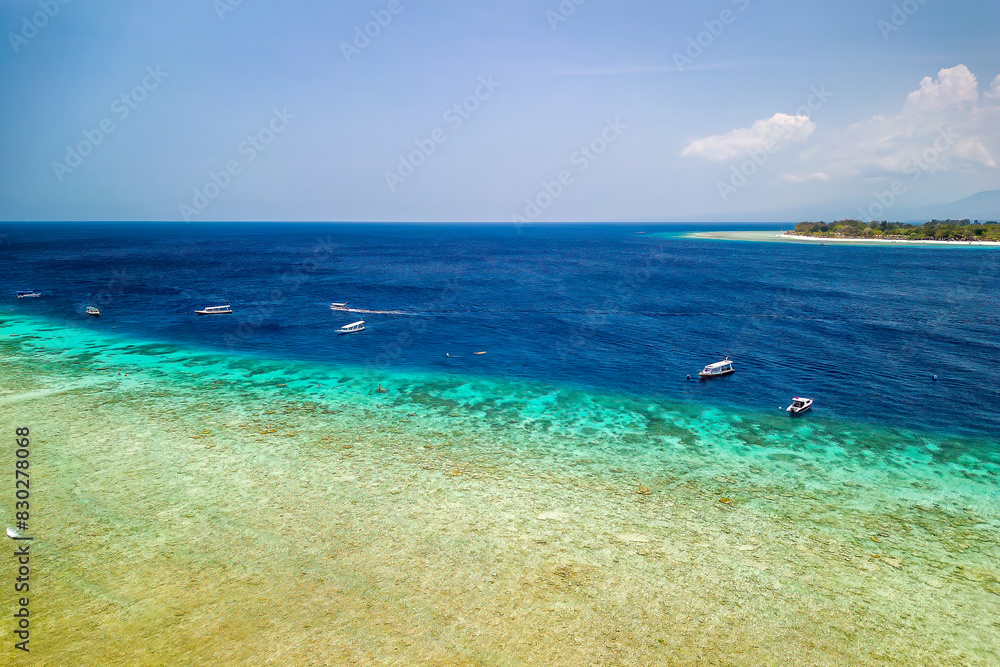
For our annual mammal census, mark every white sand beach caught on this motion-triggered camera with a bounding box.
[685,230,1000,246]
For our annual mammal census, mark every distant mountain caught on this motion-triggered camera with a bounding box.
[810,190,1000,225]
[920,190,1000,222]
[639,189,1000,225]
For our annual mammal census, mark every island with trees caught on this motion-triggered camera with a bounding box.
[787,219,1000,242]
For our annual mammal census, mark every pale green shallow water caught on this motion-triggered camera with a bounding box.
[1,314,999,666]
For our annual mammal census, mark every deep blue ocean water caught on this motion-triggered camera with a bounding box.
[2,222,998,439]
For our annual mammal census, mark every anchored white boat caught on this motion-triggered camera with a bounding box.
[336,319,365,334]
[698,356,734,379]
[195,304,233,315]
[786,397,813,415]
[16,290,40,298]
[86,306,101,316]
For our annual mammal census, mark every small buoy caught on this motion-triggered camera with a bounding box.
[686,374,691,380]
[932,375,937,381]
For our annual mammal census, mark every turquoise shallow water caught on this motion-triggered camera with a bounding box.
[5,222,998,441]
[2,313,1000,664]
[5,311,998,492]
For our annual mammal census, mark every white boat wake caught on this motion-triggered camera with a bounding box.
[331,307,413,315]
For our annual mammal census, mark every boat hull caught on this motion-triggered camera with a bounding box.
[699,369,734,379]
[336,319,365,334]
[787,398,813,414]
[195,306,233,315]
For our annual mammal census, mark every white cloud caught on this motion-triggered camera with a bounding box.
[681,112,815,161]
[985,74,1000,100]
[800,64,1000,179]
[903,64,979,113]
[783,172,830,183]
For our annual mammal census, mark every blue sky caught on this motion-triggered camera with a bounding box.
[1,0,998,222]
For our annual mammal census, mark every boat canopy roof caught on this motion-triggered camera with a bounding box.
[703,359,732,369]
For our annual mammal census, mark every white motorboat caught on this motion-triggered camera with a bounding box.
[195,304,233,315]
[86,306,101,316]
[336,319,365,334]
[16,290,40,298]
[786,397,813,415]
[698,356,734,379]
[329,302,349,310]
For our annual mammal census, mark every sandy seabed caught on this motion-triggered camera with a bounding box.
[2,316,999,666]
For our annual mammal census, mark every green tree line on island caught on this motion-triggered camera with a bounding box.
[790,219,1000,241]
